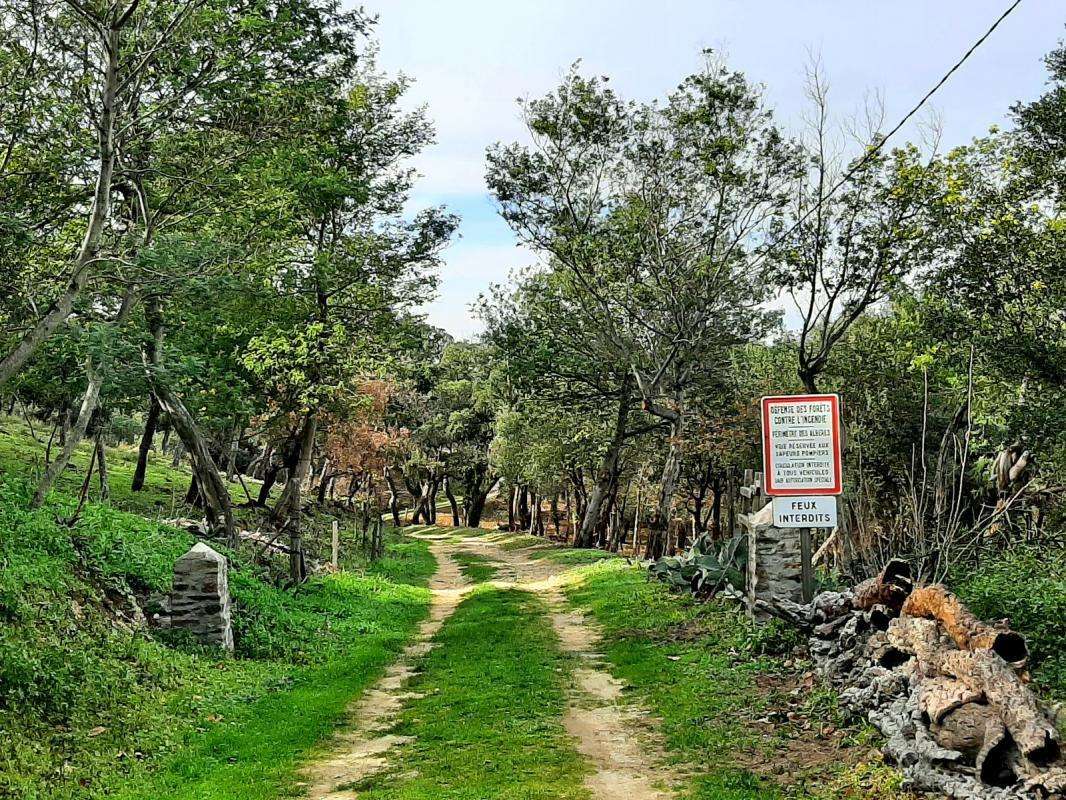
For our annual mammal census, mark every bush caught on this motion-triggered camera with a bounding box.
[954,544,1066,697]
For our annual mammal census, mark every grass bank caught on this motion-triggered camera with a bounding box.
[0,417,436,800]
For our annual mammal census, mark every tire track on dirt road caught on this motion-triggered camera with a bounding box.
[466,534,675,800]
[299,535,466,799]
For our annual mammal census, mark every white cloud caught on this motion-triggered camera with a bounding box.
[364,0,1064,338]
[417,242,540,338]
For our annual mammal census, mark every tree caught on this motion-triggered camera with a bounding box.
[487,54,798,555]
[239,58,457,580]
[769,62,937,393]
[479,268,652,546]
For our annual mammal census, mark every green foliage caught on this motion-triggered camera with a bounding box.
[648,532,747,595]
[954,545,1066,699]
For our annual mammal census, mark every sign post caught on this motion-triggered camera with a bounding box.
[760,394,842,601]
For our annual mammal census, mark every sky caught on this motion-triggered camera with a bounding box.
[361,0,1065,339]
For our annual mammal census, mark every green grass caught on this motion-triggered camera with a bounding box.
[353,586,590,800]
[562,560,908,800]
[529,546,622,566]
[452,550,499,582]
[0,416,436,800]
[498,533,546,551]
[116,566,431,800]
[0,414,249,519]
[564,560,781,800]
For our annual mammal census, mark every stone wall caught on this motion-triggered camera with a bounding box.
[170,542,234,653]
[743,503,804,612]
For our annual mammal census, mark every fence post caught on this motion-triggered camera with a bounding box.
[331,519,339,570]
[800,528,814,602]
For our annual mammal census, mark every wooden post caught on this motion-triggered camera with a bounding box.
[331,520,339,570]
[800,528,814,602]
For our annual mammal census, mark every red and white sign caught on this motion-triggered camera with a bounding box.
[761,394,842,496]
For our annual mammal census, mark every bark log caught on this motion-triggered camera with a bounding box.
[934,649,1059,763]
[929,702,1002,759]
[886,615,948,667]
[902,585,1029,667]
[917,676,984,726]
[853,559,914,612]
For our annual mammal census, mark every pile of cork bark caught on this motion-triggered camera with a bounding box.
[786,561,1065,799]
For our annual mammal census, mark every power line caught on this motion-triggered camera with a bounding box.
[758,0,1024,264]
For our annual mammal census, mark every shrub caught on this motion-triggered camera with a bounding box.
[954,544,1066,697]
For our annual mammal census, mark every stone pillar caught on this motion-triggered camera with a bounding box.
[742,503,804,615]
[171,542,234,653]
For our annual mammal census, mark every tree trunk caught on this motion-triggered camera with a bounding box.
[0,26,121,388]
[464,474,495,529]
[316,470,333,506]
[150,376,236,547]
[384,467,401,526]
[576,376,632,548]
[225,422,242,482]
[444,476,461,526]
[59,405,70,446]
[131,398,160,492]
[798,364,819,394]
[185,473,202,507]
[517,486,531,531]
[32,365,102,507]
[507,484,516,531]
[277,413,317,583]
[709,475,723,535]
[132,297,164,492]
[645,413,683,560]
[95,434,110,501]
[428,477,439,523]
[257,462,280,506]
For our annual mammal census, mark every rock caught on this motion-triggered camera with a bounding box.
[170,542,233,653]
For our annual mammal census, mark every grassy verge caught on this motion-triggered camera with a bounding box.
[563,560,907,800]
[353,586,590,799]
[117,565,431,800]
[0,418,436,799]
[528,546,622,566]
[452,550,499,582]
